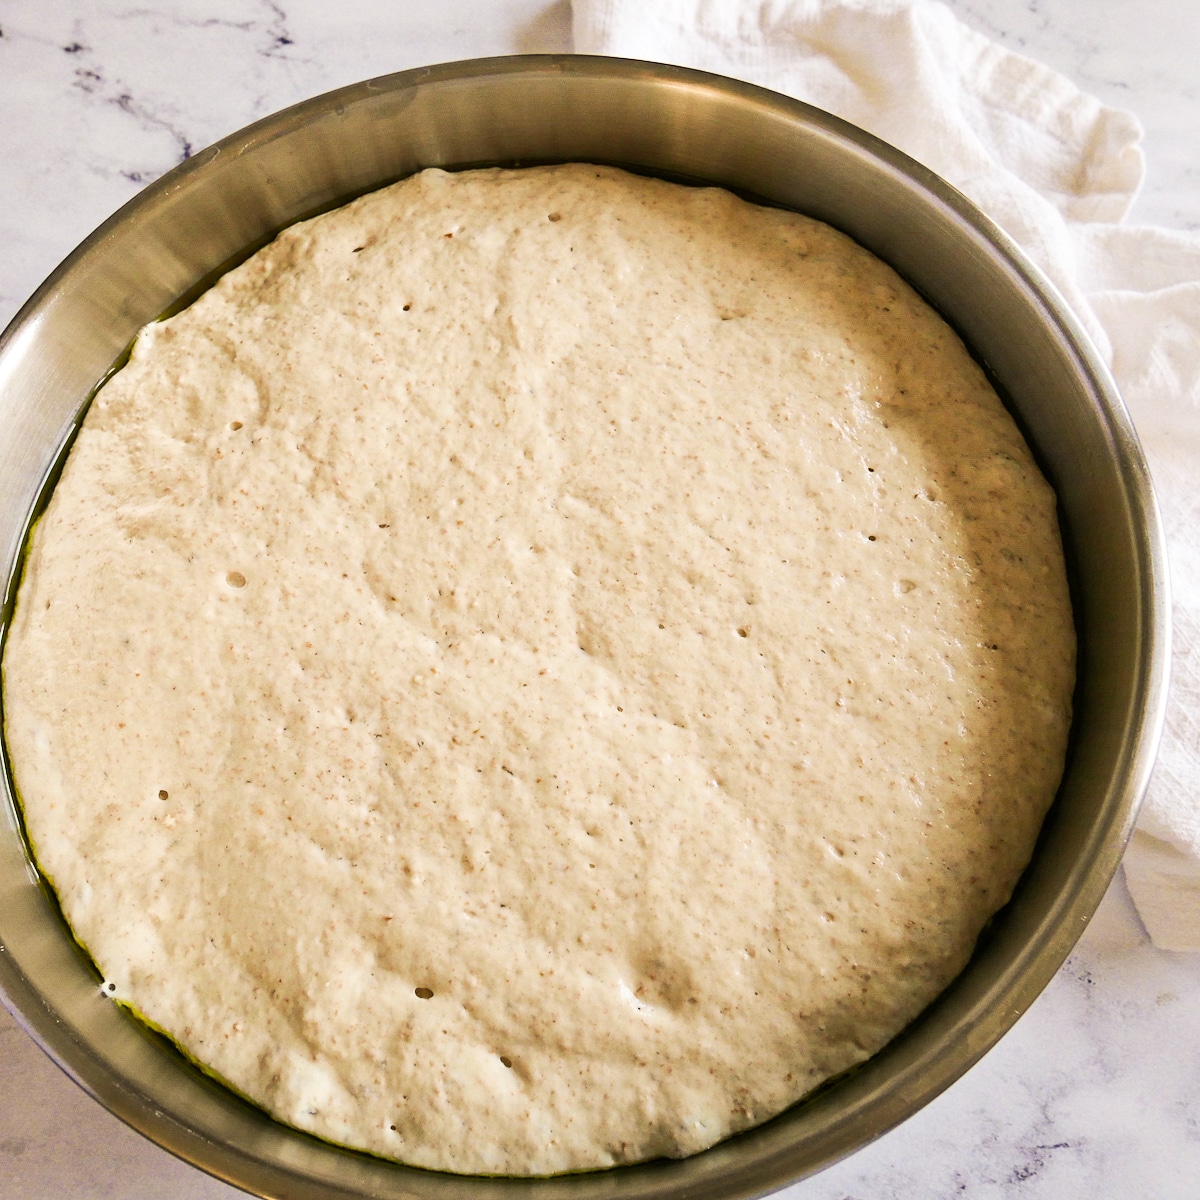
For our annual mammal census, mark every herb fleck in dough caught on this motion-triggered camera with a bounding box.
[2,164,1074,1176]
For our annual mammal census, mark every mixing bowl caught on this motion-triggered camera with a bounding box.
[0,54,1169,1199]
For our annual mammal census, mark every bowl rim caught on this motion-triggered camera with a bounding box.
[0,51,1171,1200]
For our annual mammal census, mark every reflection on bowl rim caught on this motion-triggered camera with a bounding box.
[0,53,1169,1200]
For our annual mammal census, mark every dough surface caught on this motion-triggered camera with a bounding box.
[2,164,1074,1175]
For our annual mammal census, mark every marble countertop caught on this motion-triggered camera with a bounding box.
[1,2,1197,1197]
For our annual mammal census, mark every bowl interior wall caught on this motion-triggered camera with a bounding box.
[0,56,1167,1200]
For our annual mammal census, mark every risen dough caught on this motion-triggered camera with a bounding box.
[2,164,1074,1175]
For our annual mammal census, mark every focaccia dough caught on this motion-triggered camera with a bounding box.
[2,164,1074,1175]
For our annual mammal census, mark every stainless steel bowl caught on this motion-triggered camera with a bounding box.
[0,55,1169,1199]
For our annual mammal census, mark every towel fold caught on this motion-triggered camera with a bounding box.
[574,0,1200,950]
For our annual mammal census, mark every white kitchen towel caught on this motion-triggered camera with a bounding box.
[574,0,1200,951]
